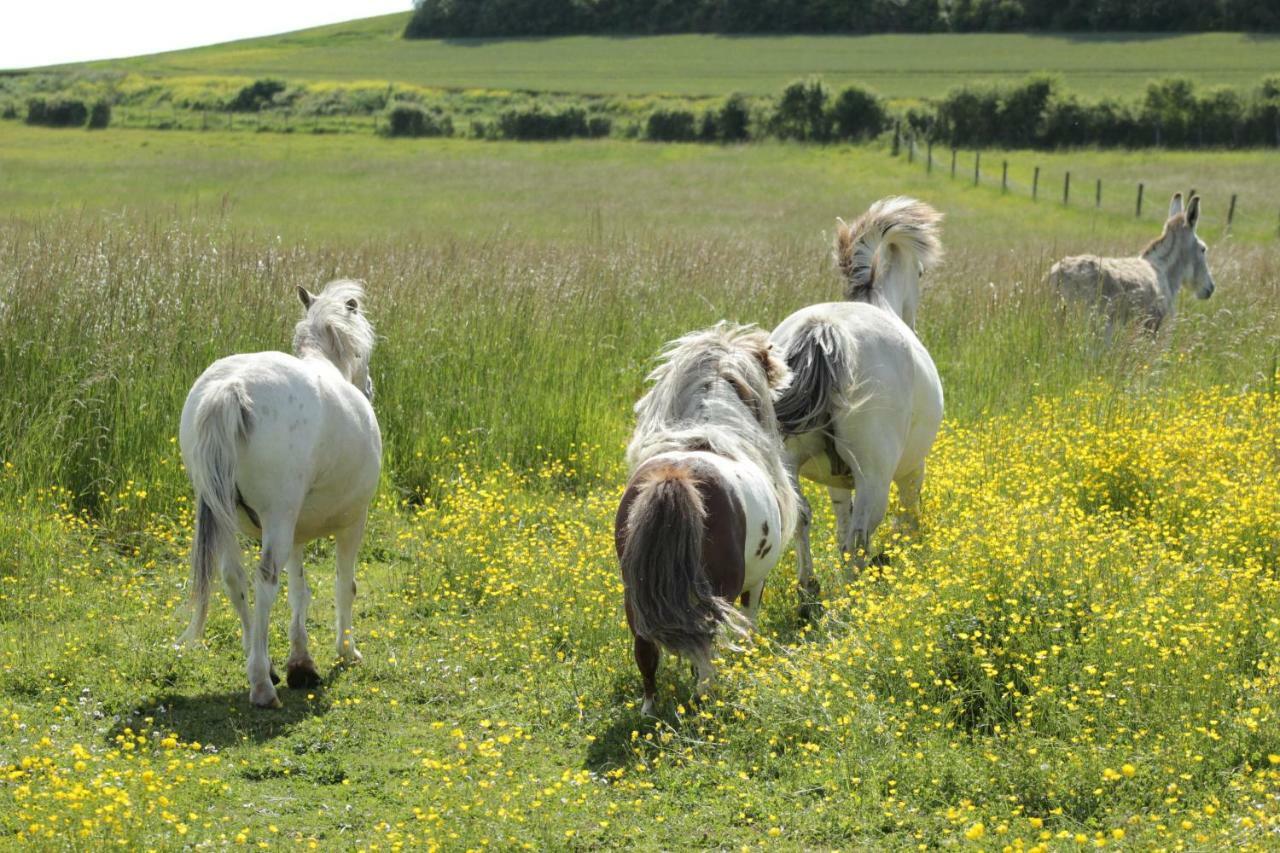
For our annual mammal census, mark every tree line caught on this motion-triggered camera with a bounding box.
[405,0,1278,38]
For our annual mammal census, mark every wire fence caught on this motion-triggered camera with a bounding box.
[899,135,1275,239]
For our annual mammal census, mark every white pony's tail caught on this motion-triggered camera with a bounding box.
[621,462,749,662]
[774,319,857,437]
[180,379,252,644]
[835,196,943,299]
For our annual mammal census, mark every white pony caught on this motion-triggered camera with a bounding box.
[617,323,796,715]
[770,197,944,604]
[178,279,381,708]
[1048,192,1215,334]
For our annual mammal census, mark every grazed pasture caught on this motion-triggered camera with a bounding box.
[46,13,1280,100]
[1,125,1279,848]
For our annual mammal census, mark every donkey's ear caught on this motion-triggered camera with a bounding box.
[1186,195,1201,229]
[297,286,316,309]
[1168,192,1184,218]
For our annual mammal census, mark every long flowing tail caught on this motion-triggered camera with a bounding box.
[179,380,252,644]
[835,196,943,299]
[621,463,748,661]
[773,319,857,437]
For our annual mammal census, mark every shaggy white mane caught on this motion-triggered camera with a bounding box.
[293,279,375,384]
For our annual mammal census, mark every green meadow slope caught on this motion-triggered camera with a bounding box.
[33,12,1280,99]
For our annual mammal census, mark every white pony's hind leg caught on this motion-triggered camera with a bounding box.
[247,519,293,708]
[790,470,822,620]
[334,513,367,665]
[285,545,322,689]
[221,543,251,657]
[893,465,925,534]
[827,486,853,549]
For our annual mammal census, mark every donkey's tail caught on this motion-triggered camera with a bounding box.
[835,196,943,298]
[773,319,855,437]
[621,462,748,661]
[179,379,252,645]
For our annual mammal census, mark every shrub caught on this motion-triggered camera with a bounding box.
[715,94,751,142]
[87,100,111,130]
[586,115,612,138]
[382,102,453,137]
[644,109,697,142]
[771,78,831,141]
[228,79,287,113]
[497,106,591,140]
[26,98,88,128]
[830,85,887,141]
[1,100,18,120]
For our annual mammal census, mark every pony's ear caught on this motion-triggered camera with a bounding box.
[753,340,791,391]
[1186,195,1201,230]
[1168,192,1184,218]
[297,286,316,309]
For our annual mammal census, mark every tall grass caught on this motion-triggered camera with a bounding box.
[2,210,1275,527]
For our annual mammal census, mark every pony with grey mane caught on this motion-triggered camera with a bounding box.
[771,197,944,608]
[1048,192,1215,334]
[178,279,381,708]
[617,322,797,715]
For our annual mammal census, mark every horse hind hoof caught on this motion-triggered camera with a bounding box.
[286,663,322,690]
[250,687,282,709]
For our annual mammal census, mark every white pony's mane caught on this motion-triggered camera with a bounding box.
[835,196,943,303]
[627,322,797,537]
[293,279,375,383]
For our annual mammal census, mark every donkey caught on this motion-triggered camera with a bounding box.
[617,323,797,715]
[178,279,381,708]
[771,197,944,606]
[1048,192,1215,333]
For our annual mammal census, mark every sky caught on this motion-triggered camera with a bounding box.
[0,1,411,70]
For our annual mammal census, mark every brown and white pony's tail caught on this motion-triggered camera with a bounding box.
[773,318,856,437]
[621,464,748,663]
[835,196,943,299]
[179,380,252,646]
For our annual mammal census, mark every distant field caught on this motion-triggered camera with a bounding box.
[4,123,1279,243]
[46,13,1280,99]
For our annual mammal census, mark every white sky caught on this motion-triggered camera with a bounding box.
[0,1,411,70]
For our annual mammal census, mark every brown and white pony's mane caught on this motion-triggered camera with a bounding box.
[627,323,797,538]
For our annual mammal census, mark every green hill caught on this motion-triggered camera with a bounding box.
[29,13,1280,99]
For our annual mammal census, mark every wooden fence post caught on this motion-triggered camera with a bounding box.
[1095,178,1102,208]
[1136,182,1144,218]
[1226,193,1237,231]
[974,151,980,186]
[951,148,957,179]
[1063,171,1071,205]
[927,141,933,173]
[1032,166,1040,201]
[1002,160,1008,193]
[907,136,914,163]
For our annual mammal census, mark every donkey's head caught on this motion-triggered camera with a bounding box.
[1156,193,1215,300]
[294,279,376,400]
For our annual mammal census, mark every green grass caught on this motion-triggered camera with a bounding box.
[2,125,1279,847]
[31,13,1280,99]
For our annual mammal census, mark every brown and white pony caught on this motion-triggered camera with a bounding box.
[616,323,797,715]
[1049,192,1215,334]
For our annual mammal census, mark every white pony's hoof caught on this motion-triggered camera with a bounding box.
[338,648,363,666]
[249,683,282,709]
[174,631,205,652]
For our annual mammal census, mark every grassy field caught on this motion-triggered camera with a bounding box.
[32,12,1280,99]
[2,125,1279,847]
